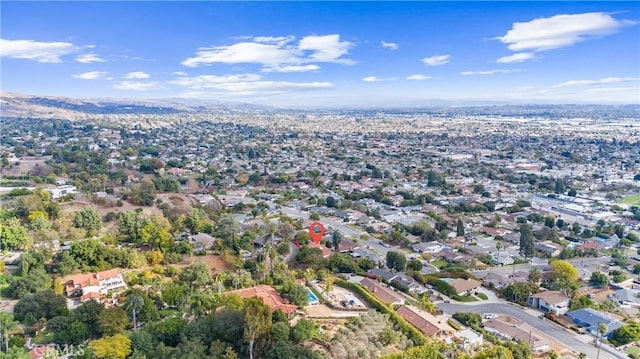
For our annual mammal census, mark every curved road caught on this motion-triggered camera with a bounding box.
[438,301,626,359]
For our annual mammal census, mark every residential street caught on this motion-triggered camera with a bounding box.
[438,301,626,359]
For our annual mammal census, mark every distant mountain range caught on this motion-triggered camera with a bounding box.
[0,92,269,119]
[1,92,638,120]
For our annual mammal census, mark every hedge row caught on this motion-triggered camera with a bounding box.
[335,279,426,345]
[411,273,457,297]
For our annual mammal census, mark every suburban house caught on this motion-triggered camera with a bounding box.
[64,269,126,302]
[615,289,640,308]
[189,232,216,252]
[396,305,452,338]
[412,242,444,254]
[360,278,405,305]
[535,241,561,257]
[482,272,514,289]
[47,185,77,200]
[449,278,482,296]
[566,308,622,337]
[227,285,298,316]
[483,318,550,352]
[306,242,332,258]
[453,328,483,349]
[527,290,570,315]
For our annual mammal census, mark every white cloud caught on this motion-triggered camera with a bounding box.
[496,12,634,52]
[461,69,521,75]
[113,81,164,91]
[496,52,536,63]
[406,74,432,81]
[422,55,450,66]
[262,64,320,73]
[381,41,398,50]
[554,77,639,87]
[183,41,298,67]
[72,71,109,80]
[362,76,383,82]
[182,34,353,69]
[75,53,106,63]
[125,71,151,79]
[170,74,263,89]
[172,71,188,76]
[169,73,333,95]
[298,34,353,63]
[584,87,637,94]
[0,38,75,63]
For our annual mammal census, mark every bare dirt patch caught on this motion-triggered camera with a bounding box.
[174,254,233,274]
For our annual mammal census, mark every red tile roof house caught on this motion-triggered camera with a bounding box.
[64,269,126,303]
[396,305,452,338]
[307,242,332,258]
[227,285,298,316]
[360,278,405,305]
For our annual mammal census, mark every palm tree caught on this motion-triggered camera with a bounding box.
[528,268,542,294]
[304,268,316,283]
[597,323,608,359]
[418,294,437,314]
[123,293,145,332]
[0,312,19,352]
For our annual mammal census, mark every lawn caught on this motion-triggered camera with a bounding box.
[622,194,640,206]
[476,292,489,300]
[431,259,448,269]
[452,295,478,302]
[626,346,640,356]
[31,333,55,345]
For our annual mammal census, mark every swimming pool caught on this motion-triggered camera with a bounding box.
[441,277,453,283]
[306,287,320,305]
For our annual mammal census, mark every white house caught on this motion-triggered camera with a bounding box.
[527,290,570,315]
[412,242,444,254]
[64,269,126,303]
[47,185,77,200]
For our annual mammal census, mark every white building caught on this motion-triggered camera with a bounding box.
[47,185,77,200]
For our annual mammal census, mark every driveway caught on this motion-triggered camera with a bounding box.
[438,301,626,359]
[283,242,299,264]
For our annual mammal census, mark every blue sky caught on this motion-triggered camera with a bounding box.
[1,1,639,107]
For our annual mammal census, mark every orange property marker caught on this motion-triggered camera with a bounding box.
[308,221,325,244]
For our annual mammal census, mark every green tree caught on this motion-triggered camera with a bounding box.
[456,219,465,237]
[13,290,68,323]
[609,323,640,346]
[386,251,407,272]
[407,258,423,272]
[519,223,535,259]
[9,268,53,299]
[290,318,317,343]
[98,307,129,336]
[73,207,102,236]
[179,262,213,290]
[123,292,145,331]
[243,297,272,359]
[0,219,29,251]
[589,271,609,288]
[0,313,18,352]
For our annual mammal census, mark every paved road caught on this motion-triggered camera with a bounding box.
[438,302,625,359]
[471,256,611,278]
[283,242,299,264]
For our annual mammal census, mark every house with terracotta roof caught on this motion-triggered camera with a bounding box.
[396,305,452,338]
[64,269,126,302]
[307,242,332,258]
[527,290,570,315]
[360,278,405,305]
[227,285,298,316]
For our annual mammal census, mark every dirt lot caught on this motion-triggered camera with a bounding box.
[175,254,233,274]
